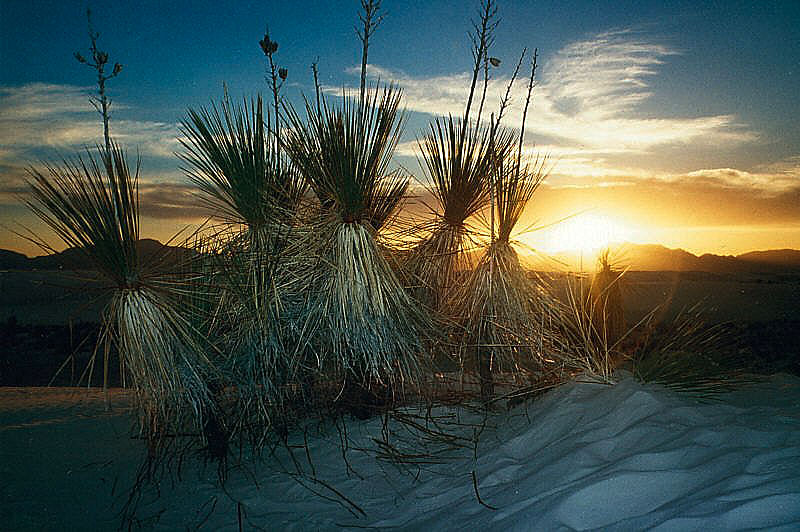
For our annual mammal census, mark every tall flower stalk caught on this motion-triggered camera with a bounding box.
[74,8,122,168]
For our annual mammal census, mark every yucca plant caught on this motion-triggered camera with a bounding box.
[590,250,626,349]
[283,85,429,413]
[409,117,516,310]
[198,229,304,447]
[179,93,304,234]
[423,44,551,400]
[25,144,214,443]
[179,93,307,444]
[450,147,553,397]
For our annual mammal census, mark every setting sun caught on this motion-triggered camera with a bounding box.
[532,212,636,254]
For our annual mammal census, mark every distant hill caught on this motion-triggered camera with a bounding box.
[0,239,197,271]
[737,249,800,267]
[616,244,704,272]
[523,243,800,273]
[0,249,30,270]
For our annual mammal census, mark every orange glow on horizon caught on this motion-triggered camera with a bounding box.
[3,207,799,260]
[519,212,643,255]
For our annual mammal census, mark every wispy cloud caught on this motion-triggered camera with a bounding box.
[350,30,754,158]
[0,84,226,225]
[558,30,744,147]
[0,83,97,120]
[543,158,800,195]
[398,128,798,197]
[138,182,210,219]
[544,30,677,117]
[321,29,787,204]
[0,83,179,164]
[0,167,207,221]
[682,160,800,193]
[0,169,28,203]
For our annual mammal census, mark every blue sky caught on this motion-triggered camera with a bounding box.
[1,0,799,255]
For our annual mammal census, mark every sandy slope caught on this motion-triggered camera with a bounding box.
[1,376,799,530]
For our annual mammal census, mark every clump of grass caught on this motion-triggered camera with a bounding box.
[25,144,214,443]
[629,304,761,400]
[550,254,758,398]
[544,246,638,382]
[553,272,619,381]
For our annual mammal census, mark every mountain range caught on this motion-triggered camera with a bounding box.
[2,240,800,273]
[0,239,196,271]
[525,244,800,273]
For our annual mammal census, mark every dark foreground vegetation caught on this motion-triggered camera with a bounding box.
[3,315,797,388]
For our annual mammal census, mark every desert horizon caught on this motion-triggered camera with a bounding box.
[4,237,800,272]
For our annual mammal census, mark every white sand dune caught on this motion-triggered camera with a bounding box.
[2,375,799,530]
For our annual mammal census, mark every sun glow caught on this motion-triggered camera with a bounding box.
[534,212,636,254]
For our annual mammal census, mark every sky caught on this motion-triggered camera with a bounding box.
[1,0,799,257]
